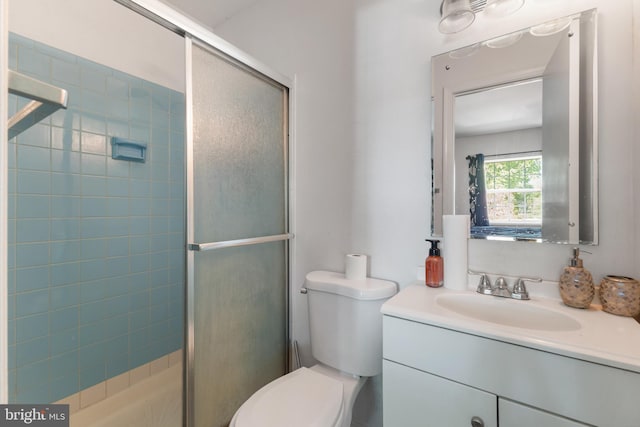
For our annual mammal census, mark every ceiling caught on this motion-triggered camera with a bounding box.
[161,0,262,28]
[454,79,543,137]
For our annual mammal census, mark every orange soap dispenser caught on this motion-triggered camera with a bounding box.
[425,239,444,288]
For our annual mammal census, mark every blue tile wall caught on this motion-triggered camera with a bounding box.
[7,33,185,403]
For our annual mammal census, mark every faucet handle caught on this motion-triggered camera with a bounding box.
[476,274,493,295]
[511,278,530,300]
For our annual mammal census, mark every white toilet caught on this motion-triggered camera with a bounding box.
[230,270,397,427]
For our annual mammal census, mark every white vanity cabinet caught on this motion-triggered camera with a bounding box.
[382,312,640,427]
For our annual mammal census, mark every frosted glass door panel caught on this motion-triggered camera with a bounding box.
[194,242,287,426]
[188,40,289,427]
[192,44,286,243]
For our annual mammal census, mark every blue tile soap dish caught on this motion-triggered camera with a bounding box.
[111,137,147,162]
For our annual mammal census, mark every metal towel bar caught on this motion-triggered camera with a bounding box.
[188,233,294,252]
[8,70,68,139]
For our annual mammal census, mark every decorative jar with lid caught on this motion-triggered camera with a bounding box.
[599,275,640,317]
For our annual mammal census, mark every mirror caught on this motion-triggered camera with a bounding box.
[431,9,598,244]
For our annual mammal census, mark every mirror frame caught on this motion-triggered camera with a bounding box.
[431,9,598,244]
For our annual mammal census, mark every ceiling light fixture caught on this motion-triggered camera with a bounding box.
[439,0,526,34]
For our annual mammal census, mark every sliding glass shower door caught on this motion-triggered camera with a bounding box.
[185,38,291,427]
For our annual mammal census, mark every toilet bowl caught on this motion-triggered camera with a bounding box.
[229,364,365,427]
[230,270,397,427]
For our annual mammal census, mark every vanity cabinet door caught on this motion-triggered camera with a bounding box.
[499,398,590,427]
[383,360,498,427]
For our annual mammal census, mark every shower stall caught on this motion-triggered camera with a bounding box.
[1,1,293,426]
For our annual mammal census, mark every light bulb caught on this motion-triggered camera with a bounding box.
[439,0,476,34]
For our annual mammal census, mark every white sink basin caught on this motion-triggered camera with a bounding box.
[436,293,582,331]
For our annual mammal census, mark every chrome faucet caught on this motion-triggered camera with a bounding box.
[472,271,540,301]
[492,277,512,298]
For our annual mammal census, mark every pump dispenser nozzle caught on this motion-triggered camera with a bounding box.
[570,247,583,268]
[425,239,441,257]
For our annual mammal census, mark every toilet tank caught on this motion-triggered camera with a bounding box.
[304,271,397,377]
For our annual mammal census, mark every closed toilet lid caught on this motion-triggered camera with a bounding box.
[234,367,344,427]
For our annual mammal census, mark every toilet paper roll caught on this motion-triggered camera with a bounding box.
[345,253,368,280]
[443,215,469,291]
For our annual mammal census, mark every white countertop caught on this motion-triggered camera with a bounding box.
[381,283,640,373]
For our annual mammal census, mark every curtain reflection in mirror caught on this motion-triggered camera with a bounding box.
[466,154,489,227]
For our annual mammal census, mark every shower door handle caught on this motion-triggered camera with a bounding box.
[188,233,294,252]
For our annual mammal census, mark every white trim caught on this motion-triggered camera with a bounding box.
[0,0,9,404]
[114,0,292,88]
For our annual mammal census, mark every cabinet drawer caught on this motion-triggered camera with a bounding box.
[383,360,497,427]
[383,315,640,426]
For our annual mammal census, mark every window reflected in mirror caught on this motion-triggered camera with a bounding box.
[468,154,543,240]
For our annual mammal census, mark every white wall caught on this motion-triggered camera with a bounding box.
[8,0,184,92]
[215,1,638,426]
